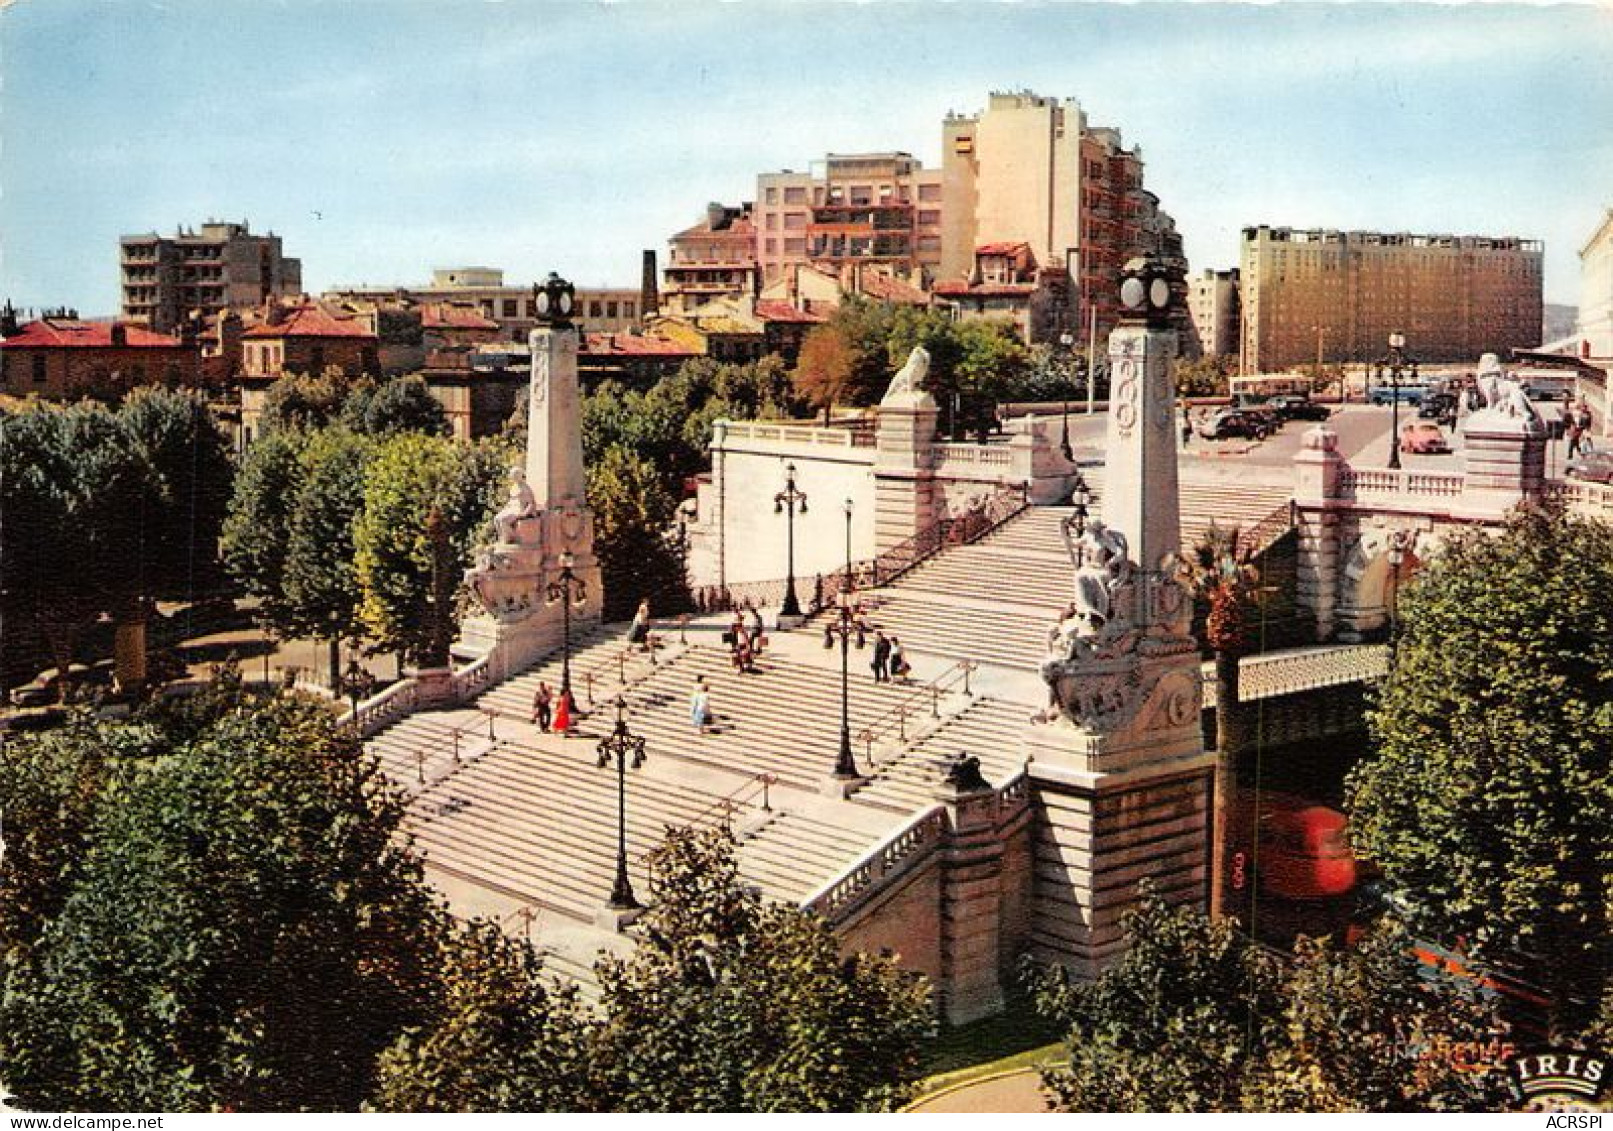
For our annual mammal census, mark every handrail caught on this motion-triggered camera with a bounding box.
[801,805,949,923]
[868,481,1029,590]
[686,771,778,833]
[854,659,978,768]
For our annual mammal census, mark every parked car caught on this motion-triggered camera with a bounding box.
[1369,384,1428,406]
[1197,408,1274,441]
[1521,381,1568,402]
[1260,805,1359,900]
[1566,441,1613,484]
[1417,392,1457,420]
[1266,394,1332,422]
[1399,421,1451,454]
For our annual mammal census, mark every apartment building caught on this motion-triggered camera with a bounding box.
[325,267,644,340]
[1187,268,1241,359]
[940,91,1186,344]
[754,153,943,287]
[1239,226,1544,371]
[663,203,759,314]
[120,221,302,334]
[1580,208,1613,360]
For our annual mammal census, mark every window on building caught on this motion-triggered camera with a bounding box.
[764,187,778,204]
[589,301,603,318]
[503,299,518,317]
[766,213,779,230]
[919,183,941,202]
[918,210,941,225]
[784,213,806,230]
[783,186,806,204]
[764,239,777,255]
[624,301,635,319]
[32,354,46,384]
[606,301,619,318]
[784,238,805,255]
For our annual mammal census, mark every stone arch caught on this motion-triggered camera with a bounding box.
[1336,523,1426,641]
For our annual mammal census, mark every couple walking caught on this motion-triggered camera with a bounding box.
[870,631,909,683]
[530,680,575,734]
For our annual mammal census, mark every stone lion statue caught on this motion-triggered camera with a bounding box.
[881,345,930,404]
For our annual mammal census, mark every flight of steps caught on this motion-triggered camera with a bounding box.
[477,623,663,720]
[569,645,923,798]
[402,726,882,926]
[849,477,1295,673]
[851,696,1037,812]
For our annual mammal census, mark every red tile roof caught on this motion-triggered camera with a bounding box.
[933,282,1037,297]
[754,300,828,324]
[0,319,185,349]
[858,273,930,305]
[582,332,699,358]
[242,303,376,340]
[421,302,498,331]
[976,241,1031,257]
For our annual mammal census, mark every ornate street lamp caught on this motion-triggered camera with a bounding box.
[545,549,587,698]
[1376,331,1418,471]
[1058,330,1076,460]
[1068,471,1092,536]
[1386,529,1411,669]
[340,644,376,718]
[822,499,867,779]
[774,462,809,618]
[595,696,647,910]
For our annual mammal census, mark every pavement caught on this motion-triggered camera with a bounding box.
[907,1068,1053,1113]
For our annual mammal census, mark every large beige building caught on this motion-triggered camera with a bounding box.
[940,91,1185,343]
[325,267,643,340]
[663,203,760,314]
[120,220,302,334]
[1239,226,1544,372]
[1187,268,1240,359]
[754,153,944,287]
[1579,209,1613,360]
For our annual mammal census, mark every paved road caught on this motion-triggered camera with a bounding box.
[907,1068,1053,1113]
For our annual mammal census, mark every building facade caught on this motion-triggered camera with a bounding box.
[1187,268,1240,359]
[1239,226,1544,372]
[754,153,944,287]
[237,301,379,444]
[0,314,200,400]
[939,91,1186,344]
[1579,208,1613,361]
[120,221,302,334]
[325,267,644,341]
[663,203,759,314]
[931,242,1073,345]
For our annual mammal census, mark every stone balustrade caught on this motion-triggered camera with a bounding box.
[801,806,949,923]
[719,420,874,449]
[1336,467,1465,500]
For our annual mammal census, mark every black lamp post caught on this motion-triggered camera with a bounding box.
[822,499,866,780]
[1386,529,1410,669]
[1376,330,1417,471]
[1069,471,1091,535]
[340,644,376,718]
[595,696,647,910]
[1059,330,1076,459]
[774,462,808,618]
[545,549,587,698]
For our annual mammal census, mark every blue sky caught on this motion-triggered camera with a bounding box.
[3,1,1610,314]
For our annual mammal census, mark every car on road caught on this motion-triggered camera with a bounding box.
[1369,384,1428,406]
[1522,381,1568,402]
[1399,421,1452,454]
[1566,441,1613,484]
[1196,408,1273,441]
[1266,394,1332,422]
[1417,392,1457,420]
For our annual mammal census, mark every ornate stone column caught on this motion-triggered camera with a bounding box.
[1293,425,1343,641]
[1023,257,1214,977]
[873,347,940,557]
[458,274,604,681]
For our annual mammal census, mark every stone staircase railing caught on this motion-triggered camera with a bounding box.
[867,482,1030,590]
[801,805,949,925]
[1237,499,1298,561]
[685,770,779,835]
[347,678,421,737]
[1547,478,1613,519]
[854,659,979,769]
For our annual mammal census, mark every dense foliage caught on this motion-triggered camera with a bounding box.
[1031,886,1510,1112]
[0,390,233,695]
[1347,502,1613,1032]
[0,692,935,1113]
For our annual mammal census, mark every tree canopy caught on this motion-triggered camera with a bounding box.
[1346,502,1613,1032]
[1030,885,1509,1112]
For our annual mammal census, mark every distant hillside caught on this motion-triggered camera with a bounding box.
[1544,303,1578,343]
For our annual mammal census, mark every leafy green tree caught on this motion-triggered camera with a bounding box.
[587,445,685,621]
[0,694,447,1111]
[221,426,309,632]
[1176,355,1233,398]
[1031,884,1281,1112]
[353,434,504,664]
[260,367,351,433]
[282,428,375,684]
[1241,924,1509,1112]
[1347,502,1613,1033]
[590,826,932,1112]
[372,920,597,1112]
[347,375,450,438]
[793,323,860,422]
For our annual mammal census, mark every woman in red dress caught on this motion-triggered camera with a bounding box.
[551,687,573,735]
